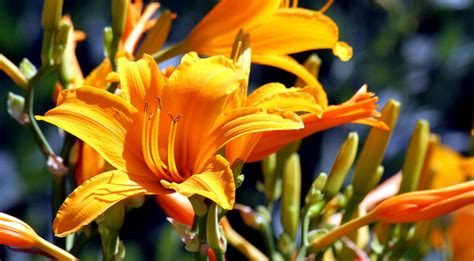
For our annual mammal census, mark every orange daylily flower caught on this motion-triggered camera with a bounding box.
[158,0,352,88]
[0,213,77,260]
[428,144,474,189]
[37,53,304,237]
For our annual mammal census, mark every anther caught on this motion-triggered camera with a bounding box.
[144,102,149,113]
[156,97,163,109]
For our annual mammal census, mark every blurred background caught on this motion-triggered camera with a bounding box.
[0,0,473,260]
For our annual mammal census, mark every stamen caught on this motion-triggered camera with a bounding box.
[232,41,242,63]
[150,107,168,172]
[292,0,298,8]
[141,111,163,178]
[281,0,290,8]
[167,113,183,181]
[320,0,334,13]
[144,102,149,113]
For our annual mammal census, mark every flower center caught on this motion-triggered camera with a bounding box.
[141,98,185,183]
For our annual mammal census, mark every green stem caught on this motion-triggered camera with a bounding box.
[259,221,282,261]
[194,215,208,261]
[296,202,325,261]
[206,204,225,261]
[308,213,375,253]
[152,40,190,63]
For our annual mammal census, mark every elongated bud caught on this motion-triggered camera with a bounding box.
[111,0,127,37]
[295,54,322,87]
[54,22,71,64]
[138,10,175,57]
[7,92,28,124]
[0,55,28,89]
[324,132,359,199]
[41,0,63,31]
[399,120,430,193]
[352,100,400,196]
[281,153,301,240]
[103,27,114,58]
[417,135,440,190]
[19,58,37,80]
[261,153,281,201]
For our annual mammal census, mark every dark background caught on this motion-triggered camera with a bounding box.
[0,0,472,260]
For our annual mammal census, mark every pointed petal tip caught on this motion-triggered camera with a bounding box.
[333,41,353,62]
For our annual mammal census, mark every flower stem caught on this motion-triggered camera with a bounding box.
[307,212,375,253]
[36,236,77,260]
[206,204,225,261]
[152,40,190,63]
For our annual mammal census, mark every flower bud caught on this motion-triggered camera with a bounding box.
[19,58,37,80]
[0,55,28,89]
[324,132,359,199]
[295,54,322,87]
[281,153,301,240]
[398,120,430,194]
[111,0,128,37]
[7,92,28,124]
[352,100,400,197]
[41,0,63,31]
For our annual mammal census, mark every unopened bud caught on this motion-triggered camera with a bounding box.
[41,0,63,30]
[352,100,400,197]
[7,92,28,124]
[0,55,28,89]
[138,10,175,57]
[111,0,128,37]
[295,54,322,87]
[305,173,327,205]
[19,58,37,80]
[281,153,301,240]
[399,120,430,194]
[324,132,359,199]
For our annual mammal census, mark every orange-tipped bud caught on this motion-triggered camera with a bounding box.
[371,181,474,223]
[0,213,77,260]
[156,193,194,226]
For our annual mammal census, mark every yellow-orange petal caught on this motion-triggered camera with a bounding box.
[196,107,304,170]
[188,0,281,53]
[251,86,323,117]
[250,8,343,55]
[36,87,149,176]
[156,193,194,226]
[123,2,160,55]
[117,55,164,110]
[247,87,385,162]
[161,155,235,210]
[83,59,112,90]
[54,170,166,237]
[252,54,328,107]
[164,53,244,169]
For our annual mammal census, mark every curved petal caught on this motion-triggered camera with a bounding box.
[196,107,304,170]
[83,58,112,90]
[163,54,244,169]
[251,8,352,59]
[36,87,149,175]
[252,54,328,107]
[161,155,235,210]
[188,0,281,54]
[54,170,166,237]
[247,89,386,162]
[117,55,165,110]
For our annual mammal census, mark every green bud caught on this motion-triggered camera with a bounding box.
[19,58,37,80]
[280,153,301,240]
[231,158,244,178]
[324,132,359,199]
[138,10,174,57]
[53,22,71,64]
[103,27,114,58]
[111,0,128,37]
[235,174,245,188]
[352,100,400,197]
[398,120,430,194]
[295,54,322,87]
[262,153,281,201]
[206,204,222,252]
[277,233,295,255]
[7,92,27,124]
[41,0,63,30]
